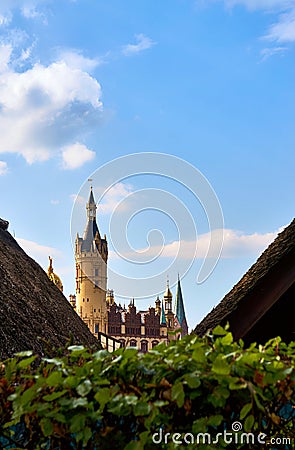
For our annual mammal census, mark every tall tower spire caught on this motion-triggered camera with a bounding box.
[75,186,108,335]
[174,276,188,336]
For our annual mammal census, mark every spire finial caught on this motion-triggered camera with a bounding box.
[88,178,93,190]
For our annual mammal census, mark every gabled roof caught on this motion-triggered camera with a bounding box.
[194,219,295,337]
[0,220,100,359]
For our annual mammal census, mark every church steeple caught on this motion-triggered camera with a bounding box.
[82,187,103,252]
[174,276,188,336]
[86,187,97,221]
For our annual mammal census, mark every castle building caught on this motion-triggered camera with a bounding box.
[71,187,188,351]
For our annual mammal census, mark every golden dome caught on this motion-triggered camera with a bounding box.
[164,280,172,299]
[47,256,63,293]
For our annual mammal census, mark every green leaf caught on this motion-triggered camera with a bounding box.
[213,325,227,336]
[40,417,53,437]
[83,427,92,446]
[207,414,223,427]
[70,414,86,433]
[17,355,37,368]
[64,375,80,388]
[76,426,92,446]
[240,403,252,420]
[183,373,201,389]
[15,350,33,357]
[43,390,67,402]
[94,387,110,409]
[72,397,89,408]
[171,381,185,407]
[229,379,247,390]
[42,358,63,366]
[244,414,255,432]
[220,332,233,346]
[68,345,85,352]
[133,401,151,417]
[21,386,37,405]
[76,379,92,397]
[212,355,231,375]
[124,441,144,450]
[192,417,207,433]
[46,371,63,387]
[208,387,230,407]
[192,348,206,364]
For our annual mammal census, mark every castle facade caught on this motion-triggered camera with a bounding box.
[70,188,188,352]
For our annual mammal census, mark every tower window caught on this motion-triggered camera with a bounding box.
[94,308,96,312]
[83,298,85,302]
[95,269,99,277]
[87,298,89,302]
[95,324,99,333]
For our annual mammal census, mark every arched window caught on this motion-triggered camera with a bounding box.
[141,341,148,353]
[152,340,159,348]
[119,339,126,348]
[130,340,137,348]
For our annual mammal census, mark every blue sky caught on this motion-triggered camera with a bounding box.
[0,0,294,330]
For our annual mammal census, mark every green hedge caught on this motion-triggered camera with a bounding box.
[0,326,295,449]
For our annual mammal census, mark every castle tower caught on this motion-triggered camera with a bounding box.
[75,187,108,335]
[174,277,188,336]
[155,296,161,315]
[164,280,174,332]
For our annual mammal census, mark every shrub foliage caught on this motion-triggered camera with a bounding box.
[0,326,295,449]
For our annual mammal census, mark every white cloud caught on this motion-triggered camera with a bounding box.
[222,0,292,11]
[0,0,47,18]
[70,193,85,205]
[122,34,156,56]
[17,237,62,262]
[95,183,135,215]
[16,236,65,280]
[265,8,295,43]
[111,227,281,260]
[260,46,287,60]
[61,143,95,170]
[0,160,8,175]
[0,57,102,164]
[0,44,13,72]
[57,49,101,72]
[206,1,295,46]
[0,14,11,26]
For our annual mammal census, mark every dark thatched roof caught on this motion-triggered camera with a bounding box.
[194,218,295,337]
[0,219,100,359]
